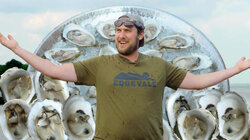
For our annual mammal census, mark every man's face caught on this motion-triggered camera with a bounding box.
[115,24,143,56]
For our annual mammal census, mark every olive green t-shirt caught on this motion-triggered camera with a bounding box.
[73,53,187,140]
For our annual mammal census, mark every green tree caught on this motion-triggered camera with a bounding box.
[0,59,28,75]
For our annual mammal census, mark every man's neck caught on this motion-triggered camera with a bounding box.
[119,51,139,63]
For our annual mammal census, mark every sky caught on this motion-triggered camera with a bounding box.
[0,0,250,85]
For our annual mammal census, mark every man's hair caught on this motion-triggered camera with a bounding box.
[136,28,144,47]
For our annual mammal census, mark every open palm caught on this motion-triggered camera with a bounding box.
[235,57,250,72]
[0,33,19,51]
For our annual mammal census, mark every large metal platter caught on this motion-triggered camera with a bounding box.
[27,6,229,119]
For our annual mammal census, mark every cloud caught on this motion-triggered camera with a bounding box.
[27,33,42,43]
[21,11,80,31]
[247,19,250,27]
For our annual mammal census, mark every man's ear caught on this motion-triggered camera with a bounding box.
[138,30,144,40]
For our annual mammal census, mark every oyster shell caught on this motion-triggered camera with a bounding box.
[86,86,97,98]
[91,103,97,121]
[144,19,162,43]
[68,86,80,96]
[198,89,223,118]
[166,90,199,129]
[141,49,163,58]
[0,99,30,140]
[99,44,117,56]
[63,23,96,46]
[217,91,249,140]
[0,67,35,104]
[240,123,249,140]
[44,47,82,63]
[163,119,175,140]
[62,95,95,140]
[177,108,216,140]
[157,34,194,49]
[34,71,69,103]
[28,99,67,140]
[172,53,212,71]
[96,19,116,41]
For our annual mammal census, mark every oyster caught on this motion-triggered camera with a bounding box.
[99,44,117,56]
[217,91,249,140]
[0,67,35,104]
[62,95,95,140]
[68,86,81,96]
[177,109,216,140]
[44,47,82,63]
[141,49,163,58]
[198,89,223,118]
[86,86,97,98]
[157,34,194,49]
[171,53,212,71]
[63,23,96,46]
[96,19,116,41]
[34,71,69,103]
[0,99,30,140]
[28,99,67,140]
[144,19,162,43]
[166,90,199,129]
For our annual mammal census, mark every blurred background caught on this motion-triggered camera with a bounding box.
[0,0,249,97]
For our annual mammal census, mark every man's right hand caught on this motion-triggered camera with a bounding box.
[0,32,78,82]
[0,33,20,52]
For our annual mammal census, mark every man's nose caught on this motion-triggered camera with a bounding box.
[117,31,126,38]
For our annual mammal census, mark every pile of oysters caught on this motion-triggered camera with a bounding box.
[0,6,249,140]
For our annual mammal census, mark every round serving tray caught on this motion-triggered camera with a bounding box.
[27,6,230,119]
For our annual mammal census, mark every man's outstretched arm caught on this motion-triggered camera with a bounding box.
[179,57,250,90]
[0,33,77,82]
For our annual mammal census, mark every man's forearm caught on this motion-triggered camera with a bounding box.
[196,67,239,89]
[180,67,240,90]
[13,46,58,78]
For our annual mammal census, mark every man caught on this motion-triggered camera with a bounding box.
[0,14,250,140]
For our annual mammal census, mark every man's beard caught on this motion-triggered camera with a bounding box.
[116,38,139,56]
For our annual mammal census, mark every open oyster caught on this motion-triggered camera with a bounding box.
[157,34,194,49]
[34,71,69,103]
[62,95,95,140]
[44,47,82,63]
[144,19,162,43]
[28,99,67,140]
[86,86,97,99]
[63,23,96,46]
[198,89,223,119]
[217,91,249,140]
[172,53,212,71]
[99,44,117,56]
[96,19,116,41]
[0,67,35,104]
[177,108,216,140]
[68,86,80,96]
[166,90,199,129]
[0,99,30,140]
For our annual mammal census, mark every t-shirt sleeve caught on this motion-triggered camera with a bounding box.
[165,62,188,90]
[73,56,100,85]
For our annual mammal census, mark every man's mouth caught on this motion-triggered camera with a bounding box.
[119,41,128,46]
